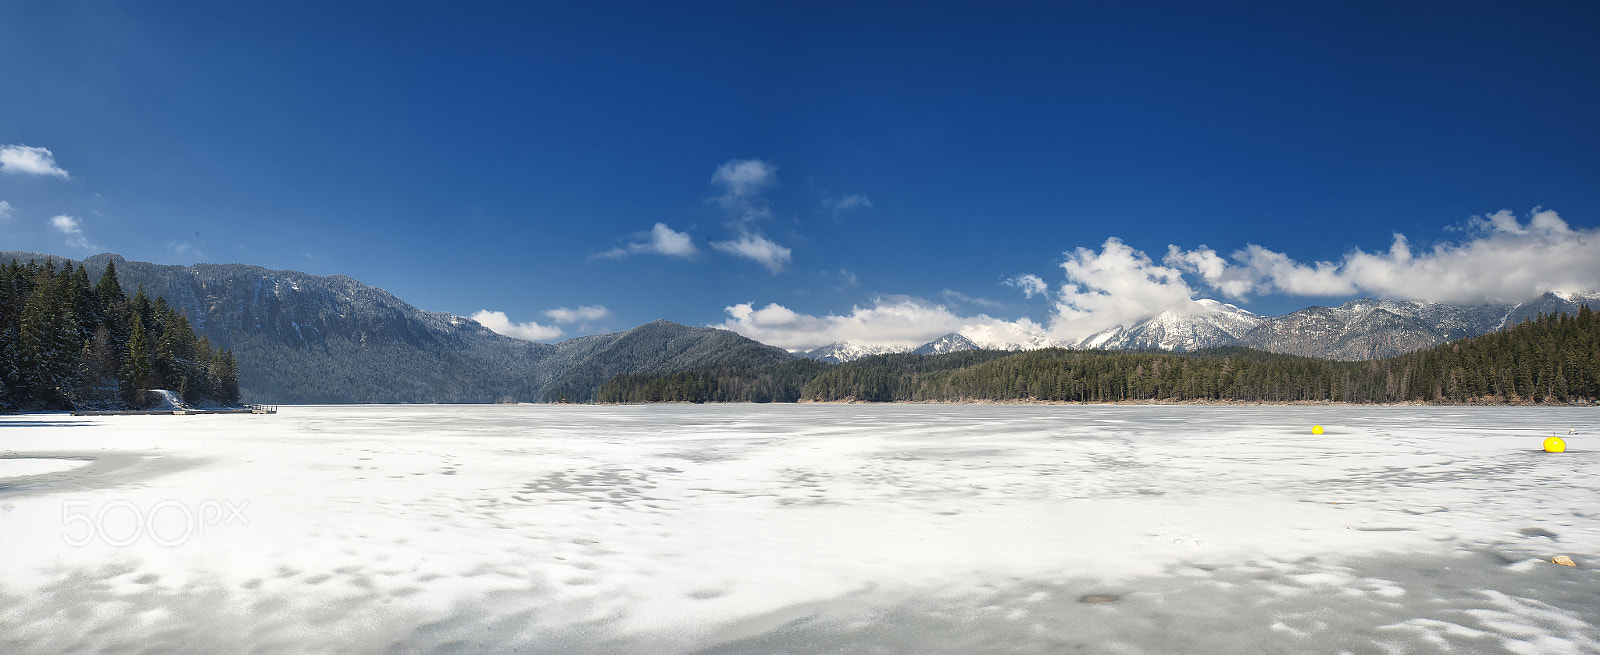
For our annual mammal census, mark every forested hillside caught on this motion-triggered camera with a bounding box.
[598,308,1599,405]
[7,251,1593,407]
[539,320,796,403]
[1,252,794,404]
[0,258,239,411]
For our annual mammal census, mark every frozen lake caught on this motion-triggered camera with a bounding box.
[1,404,1596,654]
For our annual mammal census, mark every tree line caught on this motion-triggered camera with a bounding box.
[0,258,240,411]
[597,307,1599,405]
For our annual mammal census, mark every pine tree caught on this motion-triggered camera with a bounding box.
[1,257,239,410]
[16,275,81,408]
[218,349,240,404]
[95,259,126,307]
[122,313,154,402]
[153,305,196,392]
[77,325,119,405]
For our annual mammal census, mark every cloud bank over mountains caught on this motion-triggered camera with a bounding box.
[1165,209,1597,305]
[470,310,563,341]
[472,305,613,341]
[715,296,1048,352]
[718,209,1600,351]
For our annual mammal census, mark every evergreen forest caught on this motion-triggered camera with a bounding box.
[596,307,1600,405]
[0,258,240,411]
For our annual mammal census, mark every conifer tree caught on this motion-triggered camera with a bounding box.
[218,348,241,404]
[95,259,126,307]
[78,325,119,404]
[122,313,154,402]
[68,263,97,341]
[16,276,80,406]
[1,257,240,410]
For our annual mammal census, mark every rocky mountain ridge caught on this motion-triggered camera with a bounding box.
[1081,294,1599,360]
[797,294,1600,363]
[8,251,1595,398]
[2,252,791,403]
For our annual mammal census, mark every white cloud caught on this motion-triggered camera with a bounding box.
[1162,245,1260,298]
[50,214,99,251]
[712,234,792,273]
[710,158,778,226]
[1,145,70,178]
[1046,237,1212,342]
[0,200,13,220]
[834,268,858,290]
[711,159,777,203]
[169,241,205,261]
[1004,273,1049,299]
[715,208,1600,354]
[715,296,1048,352]
[829,193,873,212]
[599,223,698,259]
[702,159,794,274]
[470,310,563,341]
[1167,209,1600,304]
[544,305,610,323]
[942,289,1000,308]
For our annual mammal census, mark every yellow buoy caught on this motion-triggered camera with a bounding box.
[1543,436,1566,453]
[1311,425,1324,435]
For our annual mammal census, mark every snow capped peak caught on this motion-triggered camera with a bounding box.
[912,333,980,356]
[1073,300,1265,352]
[1195,298,1257,315]
[783,290,1600,364]
[954,323,1060,351]
[799,341,908,363]
[1547,289,1600,303]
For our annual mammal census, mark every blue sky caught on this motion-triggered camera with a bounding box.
[3,1,1598,349]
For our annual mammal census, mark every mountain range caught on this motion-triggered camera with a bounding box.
[5,251,1596,402]
[1070,294,1600,360]
[798,293,1600,363]
[3,252,791,404]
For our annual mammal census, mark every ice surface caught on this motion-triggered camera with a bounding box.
[0,458,90,478]
[0,405,1596,653]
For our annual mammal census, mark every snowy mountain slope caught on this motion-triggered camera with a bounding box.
[779,290,1599,364]
[2,252,790,403]
[1498,291,1600,329]
[912,333,981,355]
[8,251,1595,399]
[1067,294,1592,360]
[1074,300,1263,352]
[799,341,909,363]
[800,333,993,363]
[800,333,987,363]
[1236,299,1513,360]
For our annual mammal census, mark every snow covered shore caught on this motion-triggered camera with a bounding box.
[1,405,1596,653]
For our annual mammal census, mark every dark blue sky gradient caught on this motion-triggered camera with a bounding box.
[2,1,1596,336]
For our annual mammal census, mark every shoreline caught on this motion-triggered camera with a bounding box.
[599,397,1600,407]
[6,399,1594,413]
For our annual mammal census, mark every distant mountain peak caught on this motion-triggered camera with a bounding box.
[1071,292,1598,360]
[912,333,980,356]
[0,251,796,404]
[799,341,907,364]
[797,332,986,362]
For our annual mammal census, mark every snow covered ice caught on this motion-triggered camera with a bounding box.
[1,404,1597,653]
